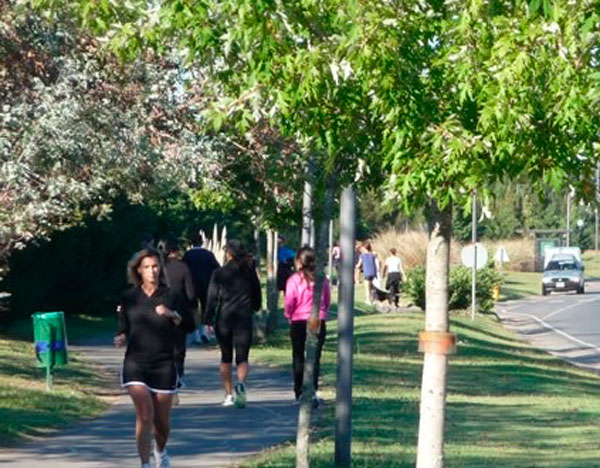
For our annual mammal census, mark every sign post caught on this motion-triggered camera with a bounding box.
[461,243,488,321]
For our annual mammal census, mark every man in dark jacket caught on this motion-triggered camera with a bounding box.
[183,231,220,344]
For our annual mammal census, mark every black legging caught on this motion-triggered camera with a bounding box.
[386,272,401,306]
[216,317,253,365]
[290,320,326,399]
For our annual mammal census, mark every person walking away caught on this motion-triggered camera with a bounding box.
[158,237,196,403]
[204,240,262,408]
[284,246,330,407]
[114,249,195,468]
[183,231,220,344]
[382,248,406,309]
[356,241,378,304]
[331,241,341,286]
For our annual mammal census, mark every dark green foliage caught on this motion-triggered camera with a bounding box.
[2,196,254,322]
[405,266,502,313]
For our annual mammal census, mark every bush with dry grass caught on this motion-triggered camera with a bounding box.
[482,238,535,272]
[371,228,534,272]
[370,229,462,270]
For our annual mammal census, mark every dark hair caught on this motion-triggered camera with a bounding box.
[390,248,397,255]
[190,230,204,246]
[225,239,253,271]
[127,249,161,286]
[363,241,372,252]
[295,246,316,283]
[157,236,179,255]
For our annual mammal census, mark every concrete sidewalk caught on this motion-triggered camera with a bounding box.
[0,339,298,467]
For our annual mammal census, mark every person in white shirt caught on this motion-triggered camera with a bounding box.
[382,248,406,308]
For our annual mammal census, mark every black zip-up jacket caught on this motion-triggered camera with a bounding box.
[204,262,261,325]
[117,285,195,362]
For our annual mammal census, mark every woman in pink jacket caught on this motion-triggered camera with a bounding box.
[284,246,330,405]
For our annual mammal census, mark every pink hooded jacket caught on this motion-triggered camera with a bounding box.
[284,272,330,323]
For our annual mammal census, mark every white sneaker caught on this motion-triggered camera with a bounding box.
[222,393,235,407]
[153,447,171,468]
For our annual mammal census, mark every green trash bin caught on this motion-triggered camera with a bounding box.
[32,311,68,370]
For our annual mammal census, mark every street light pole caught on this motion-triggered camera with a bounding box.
[471,190,477,321]
[566,192,571,247]
[594,164,600,255]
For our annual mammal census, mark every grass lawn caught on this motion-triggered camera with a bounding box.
[0,314,116,446]
[499,271,542,300]
[245,310,600,467]
[0,334,111,446]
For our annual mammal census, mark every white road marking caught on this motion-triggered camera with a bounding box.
[501,311,600,355]
[541,296,599,321]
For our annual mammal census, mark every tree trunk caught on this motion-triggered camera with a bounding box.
[301,158,314,247]
[253,227,267,342]
[296,174,336,468]
[416,201,452,468]
[266,229,278,335]
[335,186,356,467]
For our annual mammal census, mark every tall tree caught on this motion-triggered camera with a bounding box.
[357,1,600,466]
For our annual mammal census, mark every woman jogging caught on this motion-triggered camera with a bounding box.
[284,246,331,407]
[114,249,194,468]
[204,240,262,408]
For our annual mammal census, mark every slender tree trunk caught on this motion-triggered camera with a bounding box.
[266,229,278,334]
[416,201,453,468]
[301,158,314,247]
[296,174,336,468]
[253,227,267,342]
[327,219,334,280]
[335,186,356,467]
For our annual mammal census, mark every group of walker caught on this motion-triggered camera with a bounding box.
[114,235,330,468]
[335,240,407,308]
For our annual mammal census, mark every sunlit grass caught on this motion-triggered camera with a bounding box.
[245,312,600,467]
[0,336,110,446]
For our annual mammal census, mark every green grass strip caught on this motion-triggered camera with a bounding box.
[245,311,600,468]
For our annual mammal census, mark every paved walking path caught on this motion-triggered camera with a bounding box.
[0,338,298,468]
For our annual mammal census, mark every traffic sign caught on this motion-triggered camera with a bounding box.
[494,246,510,264]
[461,243,488,270]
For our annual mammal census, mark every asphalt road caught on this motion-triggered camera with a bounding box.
[497,278,600,371]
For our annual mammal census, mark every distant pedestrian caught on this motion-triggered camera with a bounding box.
[331,241,341,285]
[356,241,378,304]
[158,236,196,401]
[204,240,262,408]
[284,246,330,407]
[277,236,296,294]
[183,231,220,344]
[114,249,195,468]
[382,248,406,308]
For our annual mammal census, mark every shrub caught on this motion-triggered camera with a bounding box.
[371,229,462,270]
[482,238,535,272]
[404,265,502,313]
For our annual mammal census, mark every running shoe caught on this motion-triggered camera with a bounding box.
[222,393,235,407]
[234,382,247,408]
[155,449,171,468]
[153,448,171,468]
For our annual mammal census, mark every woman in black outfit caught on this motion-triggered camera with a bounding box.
[114,249,195,468]
[205,240,261,408]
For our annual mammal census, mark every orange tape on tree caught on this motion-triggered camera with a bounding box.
[418,331,457,355]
